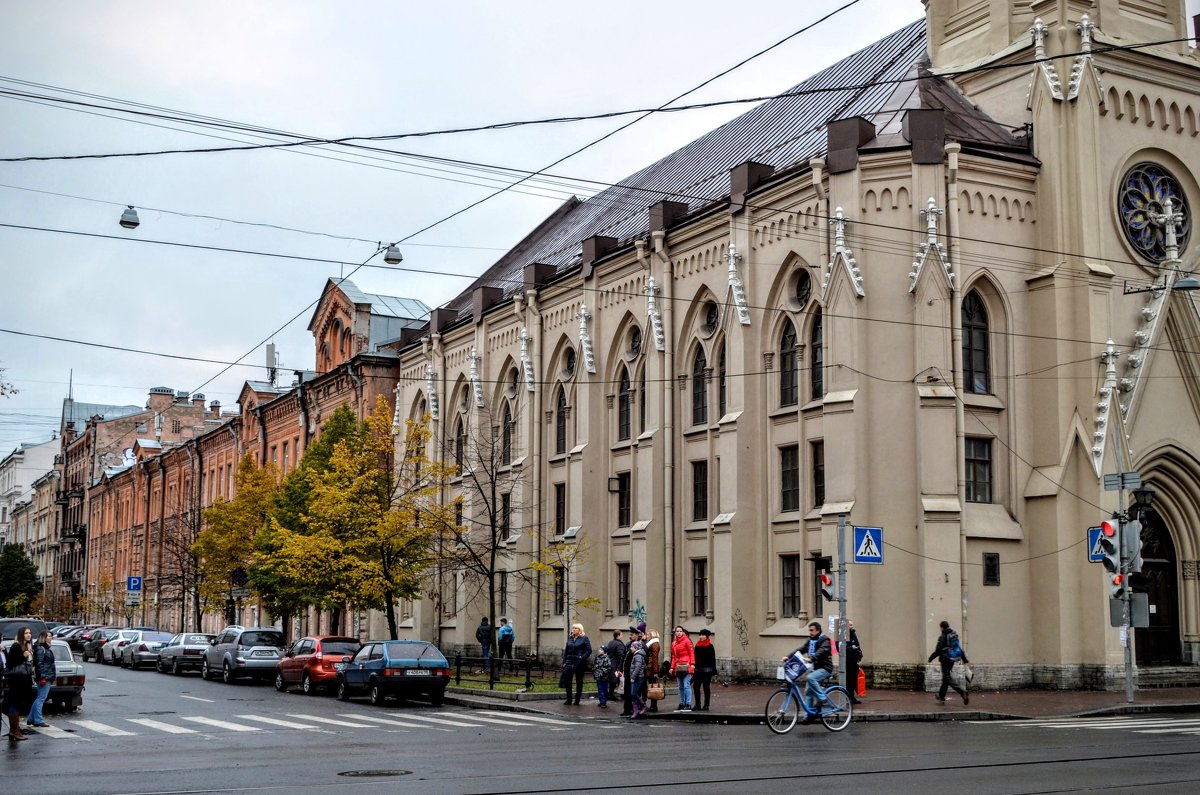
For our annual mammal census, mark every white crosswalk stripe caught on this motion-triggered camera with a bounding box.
[36,707,593,742]
[993,716,1200,737]
[125,718,198,734]
[181,716,262,732]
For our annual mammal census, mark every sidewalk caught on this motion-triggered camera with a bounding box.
[446,682,1200,724]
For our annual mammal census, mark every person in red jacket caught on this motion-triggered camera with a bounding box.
[669,626,695,712]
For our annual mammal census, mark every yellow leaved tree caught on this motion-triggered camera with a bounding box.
[301,397,456,639]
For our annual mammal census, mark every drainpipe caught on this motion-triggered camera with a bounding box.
[294,372,311,450]
[427,331,445,647]
[518,291,544,657]
[810,158,829,269]
[156,459,167,630]
[254,405,268,468]
[141,460,152,626]
[347,359,365,419]
[945,142,969,640]
[653,228,677,630]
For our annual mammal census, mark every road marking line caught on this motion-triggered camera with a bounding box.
[431,711,539,727]
[91,677,117,683]
[126,718,198,734]
[342,714,438,730]
[285,713,375,728]
[71,720,136,736]
[478,710,578,726]
[181,716,262,732]
[180,695,214,702]
[29,725,76,739]
[237,715,322,730]
[371,713,481,728]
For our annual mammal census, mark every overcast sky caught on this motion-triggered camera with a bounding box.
[1,1,1193,451]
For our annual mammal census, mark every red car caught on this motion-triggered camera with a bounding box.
[274,635,360,695]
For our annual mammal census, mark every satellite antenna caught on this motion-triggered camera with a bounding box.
[266,343,278,386]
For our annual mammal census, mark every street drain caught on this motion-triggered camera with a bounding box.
[338,771,412,778]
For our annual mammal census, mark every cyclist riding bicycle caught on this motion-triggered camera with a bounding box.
[791,621,832,722]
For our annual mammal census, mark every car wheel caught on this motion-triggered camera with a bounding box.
[156,658,166,673]
[172,659,182,676]
[302,672,315,696]
[430,690,445,707]
[336,678,350,701]
[200,658,212,680]
[369,682,385,706]
[222,662,237,685]
[274,670,287,692]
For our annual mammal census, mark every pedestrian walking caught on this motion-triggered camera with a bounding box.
[560,623,592,705]
[475,617,491,672]
[4,625,36,741]
[846,619,863,705]
[620,624,643,716]
[928,620,970,705]
[628,639,648,719]
[28,629,56,729]
[644,629,661,712]
[692,628,716,711]
[591,645,612,708]
[496,618,515,673]
[670,626,695,711]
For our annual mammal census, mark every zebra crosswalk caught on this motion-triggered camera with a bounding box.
[24,708,594,742]
[987,715,1200,737]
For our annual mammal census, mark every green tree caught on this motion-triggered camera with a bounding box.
[0,543,40,613]
[192,453,278,614]
[299,397,455,638]
[252,405,364,634]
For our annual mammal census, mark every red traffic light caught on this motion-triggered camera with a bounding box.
[1112,573,1125,586]
[1101,519,1119,538]
[818,573,832,587]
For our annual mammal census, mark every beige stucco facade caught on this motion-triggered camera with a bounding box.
[387,1,1200,690]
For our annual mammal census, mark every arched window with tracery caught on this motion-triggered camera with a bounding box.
[617,367,631,441]
[691,346,708,426]
[501,403,513,465]
[780,320,798,406]
[962,291,990,394]
[555,388,568,455]
[717,342,727,418]
[810,310,824,400]
[454,417,466,469]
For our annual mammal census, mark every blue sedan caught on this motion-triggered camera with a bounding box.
[335,640,451,706]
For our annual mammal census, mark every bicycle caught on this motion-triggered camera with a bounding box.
[765,656,853,733]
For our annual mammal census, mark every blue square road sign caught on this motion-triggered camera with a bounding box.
[852,526,884,564]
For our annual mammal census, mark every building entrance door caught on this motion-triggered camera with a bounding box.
[1133,511,1180,666]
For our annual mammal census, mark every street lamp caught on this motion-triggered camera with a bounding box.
[119,206,140,229]
[383,244,403,265]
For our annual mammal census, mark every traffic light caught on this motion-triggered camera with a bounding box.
[818,572,836,603]
[1098,518,1125,597]
[1124,518,1144,574]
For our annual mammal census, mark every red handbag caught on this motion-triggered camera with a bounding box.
[856,668,867,697]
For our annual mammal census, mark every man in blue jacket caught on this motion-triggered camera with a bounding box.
[497,618,515,673]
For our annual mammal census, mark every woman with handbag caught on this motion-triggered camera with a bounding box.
[4,626,36,741]
[692,628,716,711]
[669,626,695,712]
[644,630,661,712]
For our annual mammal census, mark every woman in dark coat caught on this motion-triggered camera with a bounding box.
[4,625,36,741]
[560,623,592,705]
[692,628,717,711]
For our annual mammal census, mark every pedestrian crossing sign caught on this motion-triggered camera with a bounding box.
[1087,526,1105,562]
[852,526,883,564]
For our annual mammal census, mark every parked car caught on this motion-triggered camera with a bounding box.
[201,626,287,684]
[99,629,139,665]
[51,624,77,637]
[119,631,175,669]
[274,635,360,695]
[0,617,50,643]
[156,633,216,674]
[81,628,118,661]
[335,639,451,706]
[48,639,85,713]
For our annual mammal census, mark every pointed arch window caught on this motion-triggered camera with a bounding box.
[810,310,824,400]
[780,320,798,407]
[454,417,466,468]
[962,291,990,394]
[501,403,513,465]
[555,389,568,455]
[617,367,631,441]
[637,368,646,434]
[717,342,727,418]
[691,347,708,426]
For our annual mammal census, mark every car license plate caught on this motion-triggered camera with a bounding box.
[252,650,275,658]
[405,669,431,676]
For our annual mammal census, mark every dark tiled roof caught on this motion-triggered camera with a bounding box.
[442,18,1026,317]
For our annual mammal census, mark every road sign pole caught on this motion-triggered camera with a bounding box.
[837,513,847,688]
[1102,342,1135,704]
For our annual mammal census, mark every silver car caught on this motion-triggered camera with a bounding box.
[201,626,287,684]
[156,633,216,675]
[119,631,175,669]
[99,629,139,665]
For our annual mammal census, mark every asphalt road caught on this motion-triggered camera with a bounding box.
[6,659,1199,794]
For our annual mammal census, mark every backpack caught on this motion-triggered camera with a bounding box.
[592,651,612,681]
[945,631,963,660]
